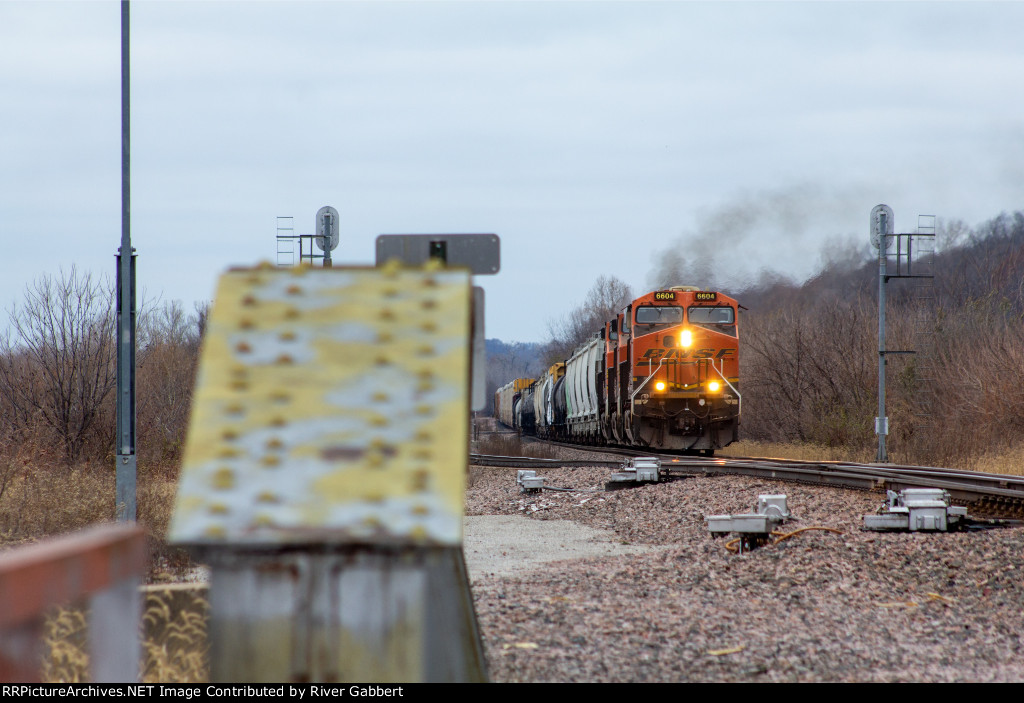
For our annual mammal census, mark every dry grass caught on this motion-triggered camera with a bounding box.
[41,607,89,683]
[718,440,877,463]
[720,438,1024,476]
[0,461,191,578]
[970,442,1024,476]
[474,432,560,459]
[40,587,210,683]
[140,586,209,683]
[1,458,206,682]
[0,467,113,546]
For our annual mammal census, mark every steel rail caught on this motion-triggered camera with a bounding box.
[475,439,1024,516]
[725,454,1024,492]
[664,456,1024,505]
[469,453,623,469]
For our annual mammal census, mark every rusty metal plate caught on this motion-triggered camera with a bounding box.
[169,263,471,547]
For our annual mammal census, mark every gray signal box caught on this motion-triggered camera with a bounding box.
[375,234,500,275]
[375,234,499,412]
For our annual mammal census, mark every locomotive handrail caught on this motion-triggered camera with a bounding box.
[709,358,742,417]
[631,357,741,417]
[631,356,667,415]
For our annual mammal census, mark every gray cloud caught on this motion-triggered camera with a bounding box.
[1,2,1022,343]
[646,184,883,293]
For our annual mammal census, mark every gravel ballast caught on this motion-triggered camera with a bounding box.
[464,455,1024,683]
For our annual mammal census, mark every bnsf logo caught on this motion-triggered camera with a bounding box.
[642,348,735,360]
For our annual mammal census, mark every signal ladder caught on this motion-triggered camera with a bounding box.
[910,215,938,452]
[275,216,295,266]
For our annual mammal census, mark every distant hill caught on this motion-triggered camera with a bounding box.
[483,339,546,414]
[732,209,1024,465]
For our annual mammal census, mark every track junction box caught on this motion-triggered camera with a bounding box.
[607,456,662,486]
[517,470,545,493]
[864,488,967,532]
[707,494,791,554]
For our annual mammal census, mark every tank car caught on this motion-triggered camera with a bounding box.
[532,362,565,440]
[517,384,536,436]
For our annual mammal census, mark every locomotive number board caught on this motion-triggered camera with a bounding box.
[653,291,676,301]
[694,291,717,302]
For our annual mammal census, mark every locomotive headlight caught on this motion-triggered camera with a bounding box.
[679,329,692,348]
[654,381,666,392]
[707,381,721,392]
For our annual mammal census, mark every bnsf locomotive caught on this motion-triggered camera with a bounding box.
[494,286,739,455]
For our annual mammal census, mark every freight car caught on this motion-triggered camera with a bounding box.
[494,377,534,430]
[496,286,740,455]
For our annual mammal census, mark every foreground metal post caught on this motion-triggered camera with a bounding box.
[116,0,137,521]
[169,263,486,682]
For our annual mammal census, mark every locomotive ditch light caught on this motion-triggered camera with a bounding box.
[654,381,666,392]
[679,329,692,348]
[707,381,721,392]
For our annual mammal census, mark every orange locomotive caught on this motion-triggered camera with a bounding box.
[602,285,739,454]
[502,285,740,455]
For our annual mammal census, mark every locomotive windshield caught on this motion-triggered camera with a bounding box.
[687,306,736,335]
[635,306,683,330]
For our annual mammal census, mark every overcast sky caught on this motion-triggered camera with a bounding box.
[2,0,1022,343]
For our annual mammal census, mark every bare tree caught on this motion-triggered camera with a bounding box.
[742,296,879,446]
[0,267,117,465]
[136,300,207,462]
[544,275,634,363]
[935,217,971,252]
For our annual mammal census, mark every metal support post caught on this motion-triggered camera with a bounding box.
[871,205,936,462]
[116,0,136,520]
[877,211,888,463]
[322,212,332,268]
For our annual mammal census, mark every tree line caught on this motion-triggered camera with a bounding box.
[0,267,206,470]
[2,210,1021,471]
[733,211,1024,466]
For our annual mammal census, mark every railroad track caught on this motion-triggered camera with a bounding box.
[468,453,623,469]
[469,443,1024,519]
